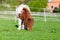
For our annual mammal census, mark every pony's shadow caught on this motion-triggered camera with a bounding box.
[15,25,18,28]
[15,25,27,30]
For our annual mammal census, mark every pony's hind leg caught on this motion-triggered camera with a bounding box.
[21,20,25,30]
[21,23,24,30]
[17,18,22,30]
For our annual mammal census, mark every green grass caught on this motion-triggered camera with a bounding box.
[0,16,60,40]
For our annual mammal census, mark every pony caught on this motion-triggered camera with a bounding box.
[18,8,34,31]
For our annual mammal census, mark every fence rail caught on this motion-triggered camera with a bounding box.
[0,11,60,22]
[0,11,60,16]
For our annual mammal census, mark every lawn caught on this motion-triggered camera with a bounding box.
[0,16,60,40]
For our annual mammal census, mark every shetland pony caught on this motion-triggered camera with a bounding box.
[18,8,34,30]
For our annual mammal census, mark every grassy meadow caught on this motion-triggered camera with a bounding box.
[0,15,60,40]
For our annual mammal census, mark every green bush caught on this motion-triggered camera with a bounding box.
[0,0,48,11]
[53,7,60,13]
[30,7,44,12]
[0,6,7,11]
[27,0,48,12]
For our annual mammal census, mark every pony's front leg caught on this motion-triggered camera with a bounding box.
[17,18,22,30]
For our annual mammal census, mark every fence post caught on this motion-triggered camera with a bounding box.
[15,16,17,22]
[15,6,17,22]
[44,8,47,22]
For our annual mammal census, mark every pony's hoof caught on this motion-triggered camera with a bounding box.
[17,28,21,30]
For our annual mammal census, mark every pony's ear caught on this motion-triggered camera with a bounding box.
[23,8,26,10]
[23,8,29,12]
